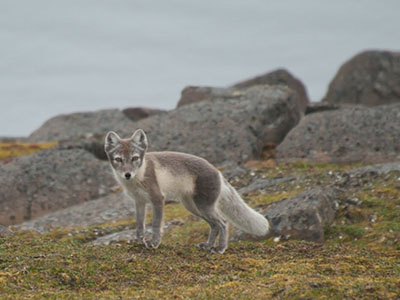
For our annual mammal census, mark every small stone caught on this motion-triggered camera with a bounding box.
[334,201,339,209]
[347,198,361,206]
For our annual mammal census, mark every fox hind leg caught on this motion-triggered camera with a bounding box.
[196,218,218,250]
[196,208,228,254]
[192,171,226,253]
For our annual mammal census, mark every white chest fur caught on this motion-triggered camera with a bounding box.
[155,168,195,202]
[119,178,151,203]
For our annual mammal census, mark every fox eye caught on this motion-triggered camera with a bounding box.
[114,157,122,163]
[131,156,139,162]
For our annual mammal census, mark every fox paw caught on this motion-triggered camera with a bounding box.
[196,242,212,250]
[144,239,160,249]
[210,246,226,254]
[135,236,145,244]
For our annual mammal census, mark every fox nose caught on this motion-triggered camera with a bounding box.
[124,172,131,180]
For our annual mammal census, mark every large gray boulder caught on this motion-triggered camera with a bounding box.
[177,69,309,111]
[120,85,306,166]
[276,104,400,163]
[28,108,164,142]
[0,147,115,225]
[323,50,400,106]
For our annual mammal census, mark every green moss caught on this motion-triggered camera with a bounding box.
[273,161,365,175]
[249,191,300,207]
[340,225,366,238]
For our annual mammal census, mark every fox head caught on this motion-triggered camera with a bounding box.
[104,129,148,181]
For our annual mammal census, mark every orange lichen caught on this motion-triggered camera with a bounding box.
[0,141,58,160]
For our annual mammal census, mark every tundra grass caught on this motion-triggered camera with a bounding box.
[1,162,400,299]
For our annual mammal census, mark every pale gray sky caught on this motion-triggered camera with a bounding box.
[1,0,399,136]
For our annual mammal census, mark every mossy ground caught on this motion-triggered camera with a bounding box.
[1,161,400,299]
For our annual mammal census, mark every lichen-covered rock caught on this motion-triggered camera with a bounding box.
[233,188,338,243]
[323,50,400,106]
[91,229,138,245]
[120,85,305,166]
[28,108,162,142]
[177,69,309,112]
[0,147,115,225]
[346,161,400,177]
[276,104,400,163]
[91,220,184,245]
[263,188,338,242]
[14,192,133,233]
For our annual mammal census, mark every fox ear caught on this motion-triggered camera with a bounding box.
[104,131,120,152]
[131,129,148,150]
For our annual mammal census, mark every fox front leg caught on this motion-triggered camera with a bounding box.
[134,199,147,243]
[145,196,165,249]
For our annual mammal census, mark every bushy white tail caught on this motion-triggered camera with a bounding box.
[217,175,269,236]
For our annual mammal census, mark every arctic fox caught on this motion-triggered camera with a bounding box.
[104,129,269,254]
